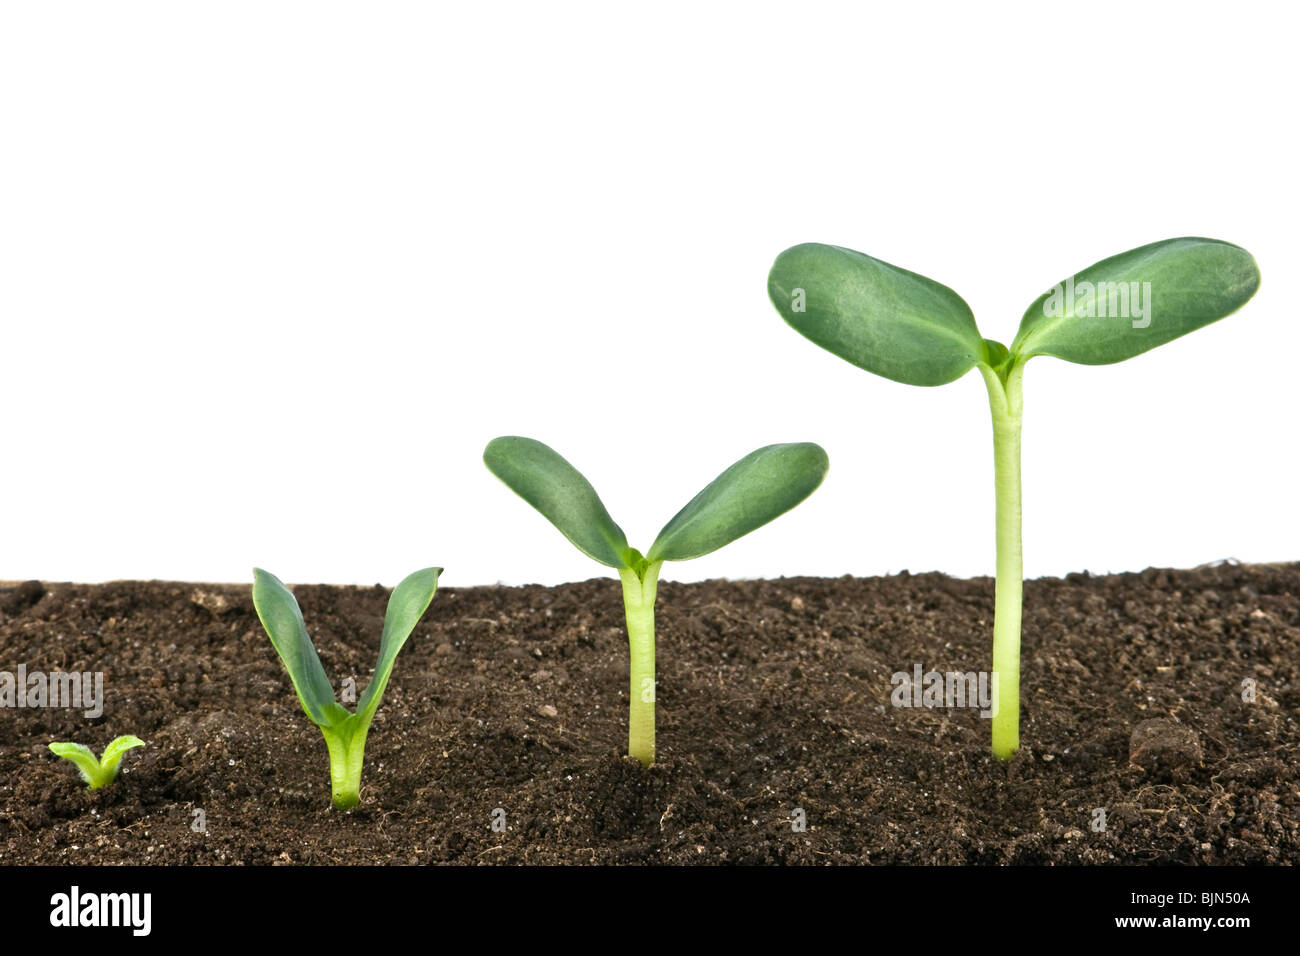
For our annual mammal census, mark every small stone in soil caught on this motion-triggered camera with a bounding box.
[1129,718,1203,771]
[0,580,45,615]
[190,589,231,615]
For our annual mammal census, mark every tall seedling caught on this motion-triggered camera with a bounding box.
[769,237,1259,758]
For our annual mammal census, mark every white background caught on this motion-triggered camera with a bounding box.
[1,2,1295,588]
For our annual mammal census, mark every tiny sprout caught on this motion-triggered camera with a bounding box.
[49,735,145,790]
[769,237,1260,760]
[485,436,829,766]
[252,566,440,809]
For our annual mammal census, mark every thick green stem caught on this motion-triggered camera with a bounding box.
[980,361,1025,760]
[619,561,662,766]
[322,720,371,810]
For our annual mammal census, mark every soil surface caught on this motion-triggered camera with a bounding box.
[1,564,1297,865]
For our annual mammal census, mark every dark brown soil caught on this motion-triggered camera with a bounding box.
[1,563,1297,865]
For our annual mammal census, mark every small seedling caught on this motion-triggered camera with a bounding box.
[769,237,1260,759]
[252,566,440,809]
[49,735,145,790]
[484,436,828,766]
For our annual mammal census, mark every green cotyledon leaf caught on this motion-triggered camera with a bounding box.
[648,443,829,562]
[484,436,632,569]
[47,742,100,785]
[356,567,441,722]
[768,243,985,387]
[1012,237,1260,365]
[252,568,352,730]
[96,735,145,783]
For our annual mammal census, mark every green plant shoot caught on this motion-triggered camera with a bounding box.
[484,437,829,766]
[252,566,440,809]
[769,238,1260,759]
[49,735,145,790]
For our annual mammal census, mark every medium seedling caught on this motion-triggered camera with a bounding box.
[49,735,145,790]
[769,237,1260,759]
[484,436,828,766]
[252,566,440,809]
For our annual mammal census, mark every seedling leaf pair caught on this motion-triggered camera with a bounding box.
[770,237,1260,759]
[252,566,440,808]
[49,735,145,790]
[484,437,829,569]
[770,238,1259,385]
[484,436,828,765]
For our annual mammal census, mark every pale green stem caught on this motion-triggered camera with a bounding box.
[618,561,662,766]
[979,360,1025,760]
[323,720,371,810]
